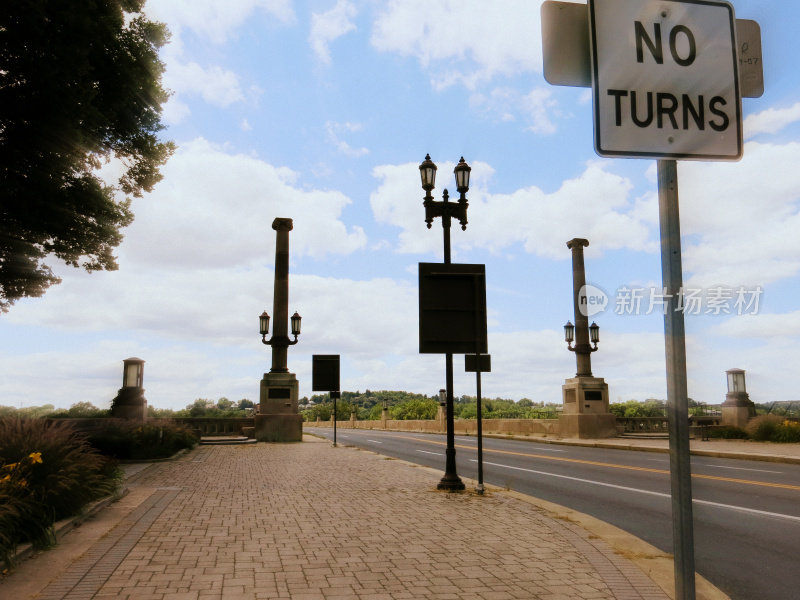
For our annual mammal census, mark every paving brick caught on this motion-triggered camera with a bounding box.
[24,440,675,600]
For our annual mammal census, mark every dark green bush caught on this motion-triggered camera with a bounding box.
[87,420,197,460]
[0,418,120,563]
[770,421,800,443]
[746,415,782,441]
[708,425,749,439]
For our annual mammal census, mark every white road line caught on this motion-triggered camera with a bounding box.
[367,439,382,444]
[418,450,444,456]
[474,460,800,524]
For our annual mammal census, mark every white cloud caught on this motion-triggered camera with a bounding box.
[370,159,653,259]
[120,138,367,268]
[371,0,545,90]
[326,121,369,157]
[676,141,800,287]
[309,0,358,64]
[163,61,245,107]
[147,0,292,119]
[470,87,559,134]
[146,0,295,45]
[744,102,800,137]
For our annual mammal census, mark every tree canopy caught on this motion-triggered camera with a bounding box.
[0,0,174,310]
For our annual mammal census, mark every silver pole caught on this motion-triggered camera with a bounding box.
[657,159,696,600]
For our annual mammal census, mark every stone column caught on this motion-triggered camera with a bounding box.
[567,238,592,377]
[560,238,616,438]
[254,218,302,442]
[270,218,292,373]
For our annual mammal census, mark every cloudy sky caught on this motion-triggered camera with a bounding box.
[3,0,800,411]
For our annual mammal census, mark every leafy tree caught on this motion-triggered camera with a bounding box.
[237,399,254,410]
[0,0,175,310]
[390,398,437,420]
[50,401,108,418]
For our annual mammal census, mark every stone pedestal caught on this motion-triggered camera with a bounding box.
[559,377,616,438]
[110,387,148,422]
[721,391,755,429]
[255,372,301,442]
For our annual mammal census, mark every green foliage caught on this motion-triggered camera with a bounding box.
[0,404,57,419]
[0,417,120,563]
[772,421,800,443]
[708,426,748,439]
[746,415,800,443]
[174,398,253,418]
[49,402,109,418]
[390,398,437,420]
[746,415,782,441]
[86,420,197,460]
[609,399,666,418]
[0,0,175,310]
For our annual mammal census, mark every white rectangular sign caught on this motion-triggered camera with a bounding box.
[589,0,742,160]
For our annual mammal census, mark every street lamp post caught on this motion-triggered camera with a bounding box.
[559,237,615,439]
[419,154,471,492]
[254,218,303,442]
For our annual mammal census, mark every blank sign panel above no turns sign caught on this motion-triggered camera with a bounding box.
[589,0,742,161]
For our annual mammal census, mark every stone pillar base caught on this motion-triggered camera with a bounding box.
[721,405,754,429]
[110,388,148,422]
[560,376,616,438]
[257,371,301,442]
[254,414,302,442]
[558,413,618,439]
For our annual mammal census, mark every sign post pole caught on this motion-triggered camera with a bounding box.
[658,159,695,600]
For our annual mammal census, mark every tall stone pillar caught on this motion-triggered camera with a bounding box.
[254,218,302,442]
[559,238,616,439]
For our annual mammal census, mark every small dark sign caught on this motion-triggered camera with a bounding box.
[419,263,488,354]
[465,354,491,373]
[584,390,604,401]
[268,388,291,399]
[312,355,340,391]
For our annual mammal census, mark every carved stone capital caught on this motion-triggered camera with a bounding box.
[567,238,589,250]
[272,218,293,232]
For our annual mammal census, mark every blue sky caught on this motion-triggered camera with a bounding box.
[3,0,800,411]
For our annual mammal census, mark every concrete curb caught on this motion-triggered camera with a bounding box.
[5,445,196,571]
[7,487,130,568]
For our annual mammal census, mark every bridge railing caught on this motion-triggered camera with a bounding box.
[164,417,255,437]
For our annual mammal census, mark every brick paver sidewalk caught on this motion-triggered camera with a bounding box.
[19,438,674,600]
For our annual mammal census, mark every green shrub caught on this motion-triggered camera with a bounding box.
[746,414,783,441]
[87,420,197,460]
[708,425,748,439]
[0,417,120,563]
[771,420,800,443]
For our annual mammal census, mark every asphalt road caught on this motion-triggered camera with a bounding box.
[305,426,800,600]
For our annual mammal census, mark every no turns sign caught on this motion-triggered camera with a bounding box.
[589,0,742,160]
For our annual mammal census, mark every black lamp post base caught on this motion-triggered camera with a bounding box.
[437,475,466,491]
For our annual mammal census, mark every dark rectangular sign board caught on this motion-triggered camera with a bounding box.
[465,354,491,373]
[312,354,340,392]
[419,263,488,355]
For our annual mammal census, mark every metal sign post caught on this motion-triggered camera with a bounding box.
[658,159,695,600]
[541,4,766,596]
[331,391,339,447]
[419,262,488,491]
[466,353,491,495]
[312,354,341,448]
